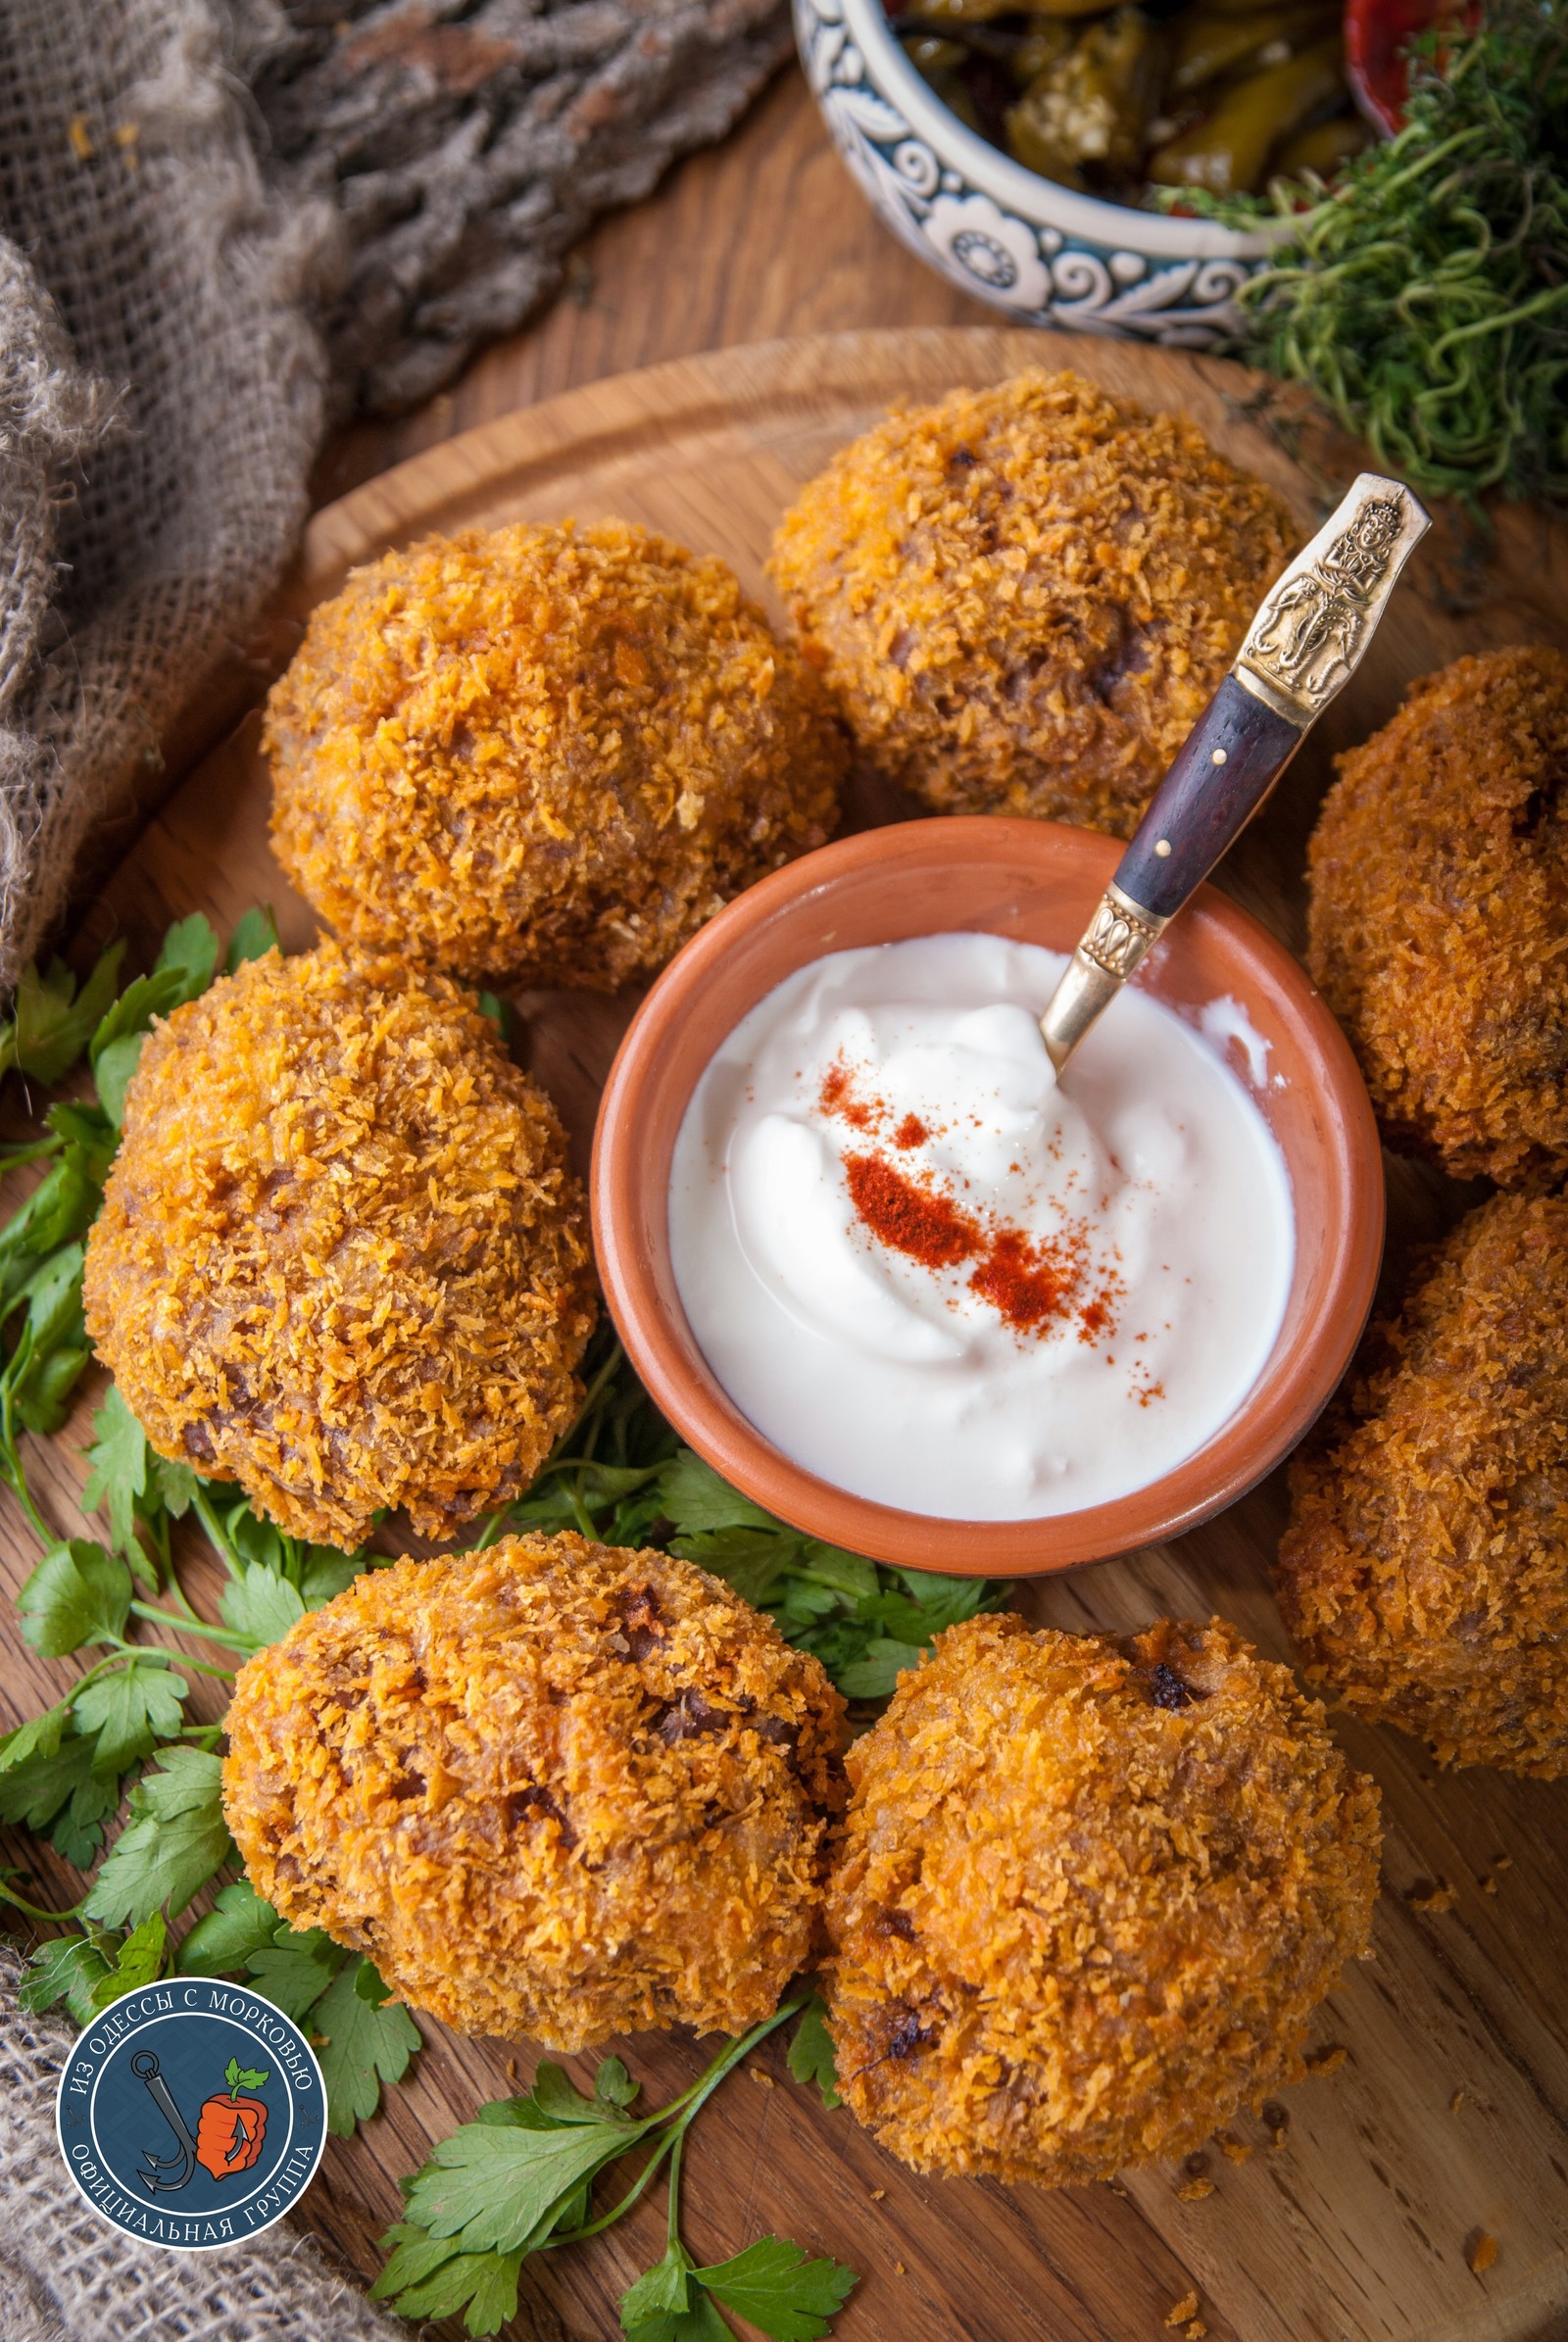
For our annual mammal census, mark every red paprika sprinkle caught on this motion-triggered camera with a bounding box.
[819,1058,873,1130]
[894,1113,929,1149]
[845,1152,979,1269]
[842,1147,1116,1342]
[966,1227,1074,1331]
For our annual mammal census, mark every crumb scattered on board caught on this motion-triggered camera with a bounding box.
[1178,2177,1215,2202]
[1407,1880,1457,1914]
[1217,2132,1253,2165]
[1305,2043,1348,2074]
[1165,2293,1199,2328]
[1467,2232,1499,2273]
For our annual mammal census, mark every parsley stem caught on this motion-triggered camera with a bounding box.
[190,1487,242,1576]
[664,2128,685,2252]
[547,2129,678,2246]
[547,1999,805,2252]
[0,1877,87,1923]
[123,1604,248,1663]
[0,1396,55,1546]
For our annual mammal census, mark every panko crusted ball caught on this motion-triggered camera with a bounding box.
[1306,645,1568,1186]
[222,1537,849,2050]
[266,518,847,989]
[767,369,1298,838]
[1277,1190,1568,1779]
[83,945,595,1547]
[821,1612,1379,2185]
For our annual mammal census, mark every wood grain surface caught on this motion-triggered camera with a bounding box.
[6,327,1568,2342]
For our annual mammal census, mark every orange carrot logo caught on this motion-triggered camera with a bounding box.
[194,2057,270,2179]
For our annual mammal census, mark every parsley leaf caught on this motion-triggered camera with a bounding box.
[72,1656,186,1776]
[247,1927,344,2020]
[155,914,220,997]
[0,1696,68,1773]
[532,2059,640,2127]
[19,1927,120,2024]
[0,944,125,1086]
[0,1725,122,1866]
[218,1560,307,1648]
[622,2242,737,2342]
[151,1452,198,1516]
[657,1450,777,1534]
[786,1996,841,2111]
[835,1637,929,1700]
[697,2238,857,2342]
[595,2054,640,2110]
[313,1958,421,2137]
[87,917,220,1125]
[176,1878,282,1973]
[621,2240,698,2325]
[84,1745,232,1927]
[624,2299,733,2342]
[224,906,279,973]
[370,2229,524,2334]
[404,2108,637,2252]
[17,1540,131,1656]
[88,1911,168,2010]
[81,1386,148,1561]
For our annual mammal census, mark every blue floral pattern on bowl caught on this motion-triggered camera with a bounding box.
[798,0,1278,346]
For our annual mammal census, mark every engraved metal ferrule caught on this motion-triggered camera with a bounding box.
[1231,471,1432,727]
[1040,884,1168,1076]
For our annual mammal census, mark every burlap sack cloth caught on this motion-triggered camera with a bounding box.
[0,0,789,992]
[0,1945,405,2341]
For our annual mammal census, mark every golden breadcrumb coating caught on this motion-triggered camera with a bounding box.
[1306,645,1568,1186]
[83,946,594,1546]
[767,370,1297,838]
[1277,1191,1568,1779]
[266,519,847,989]
[822,1612,1379,2186]
[222,1537,848,2051]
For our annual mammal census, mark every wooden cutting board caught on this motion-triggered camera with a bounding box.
[5,327,1567,2342]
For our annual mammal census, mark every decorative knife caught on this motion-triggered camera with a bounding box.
[1039,471,1431,1076]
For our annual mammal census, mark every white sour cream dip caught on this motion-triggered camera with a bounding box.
[668,932,1295,1521]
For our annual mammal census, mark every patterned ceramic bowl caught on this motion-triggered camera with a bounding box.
[797,0,1278,346]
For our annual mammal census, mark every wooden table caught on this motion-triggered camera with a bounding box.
[5,59,1568,2342]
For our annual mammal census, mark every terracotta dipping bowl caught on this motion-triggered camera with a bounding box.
[592,817,1384,1577]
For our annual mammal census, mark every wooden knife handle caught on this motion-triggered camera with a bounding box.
[1112,674,1303,921]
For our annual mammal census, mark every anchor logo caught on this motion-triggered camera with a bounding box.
[130,2049,270,2192]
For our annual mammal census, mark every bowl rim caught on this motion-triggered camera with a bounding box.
[592,817,1385,1577]
[837,0,1278,262]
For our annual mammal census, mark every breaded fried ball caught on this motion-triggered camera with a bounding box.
[222,1537,848,2050]
[1277,1190,1568,1779]
[1306,646,1568,1186]
[767,370,1297,837]
[822,1612,1379,2185]
[266,519,847,989]
[83,945,594,1547]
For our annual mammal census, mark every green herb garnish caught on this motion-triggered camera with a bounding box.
[1166,0,1568,511]
[372,2020,857,2340]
